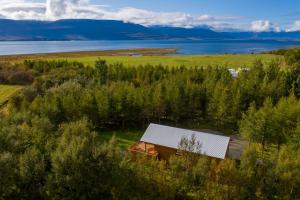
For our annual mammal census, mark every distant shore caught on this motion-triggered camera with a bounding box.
[0,48,177,62]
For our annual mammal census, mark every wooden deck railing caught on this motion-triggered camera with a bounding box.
[128,142,158,157]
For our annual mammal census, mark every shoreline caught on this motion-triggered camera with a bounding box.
[0,48,177,62]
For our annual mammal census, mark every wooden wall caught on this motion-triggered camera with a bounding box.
[142,142,227,160]
[153,145,177,160]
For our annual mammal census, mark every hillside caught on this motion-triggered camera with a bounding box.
[0,19,164,41]
[0,19,300,41]
[150,26,225,39]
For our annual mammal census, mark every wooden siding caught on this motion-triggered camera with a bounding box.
[129,141,227,160]
[153,145,177,160]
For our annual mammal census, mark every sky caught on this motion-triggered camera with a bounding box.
[0,0,299,32]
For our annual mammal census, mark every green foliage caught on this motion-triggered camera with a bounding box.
[95,59,109,84]
[0,152,18,200]
[284,49,300,66]
[240,98,275,151]
[0,58,300,199]
[240,95,300,151]
[66,54,281,68]
[275,146,300,199]
[0,85,23,105]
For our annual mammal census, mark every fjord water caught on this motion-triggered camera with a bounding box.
[0,40,300,55]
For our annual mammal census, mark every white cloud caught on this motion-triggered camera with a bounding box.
[104,7,217,28]
[0,0,240,29]
[0,0,45,19]
[286,20,300,32]
[251,20,280,32]
[45,0,91,19]
[0,0,288,32]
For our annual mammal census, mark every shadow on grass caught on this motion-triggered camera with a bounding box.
[97,130,143,150]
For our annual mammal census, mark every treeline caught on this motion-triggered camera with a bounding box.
[0,63,34,85]
[9,59,300,131]
[0,59,300,199]
[266,47,300,66]
[0,60,85,85]
[240,95,300,150]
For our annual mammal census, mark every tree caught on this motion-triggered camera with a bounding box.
[152,83,165,123]
[203,159,241,200]
[95,59,108,84]
[46,119,98,199]
[239,145,260,199]
[0,152,18,199]
[95,87,109,127]
[285,49,300,66]
[207,83,232,128]
[289,121,300,150]
[46,119,126,199]
[272,95,300,150]
[18,147,46,199]
[240,98,275,152]
[275,146,300,199]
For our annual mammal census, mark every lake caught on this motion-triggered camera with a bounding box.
[0,40,300,55]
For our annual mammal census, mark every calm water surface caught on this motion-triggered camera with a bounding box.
[0,40,300,55]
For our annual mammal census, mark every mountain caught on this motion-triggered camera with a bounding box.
[150,26,226,39]
[0,19,299,41]
[223,31,300,40]
[0,19,164,40]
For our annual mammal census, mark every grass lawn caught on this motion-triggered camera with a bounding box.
[0,85,24,106]
[66,54,282,68]
[98,130,143,150]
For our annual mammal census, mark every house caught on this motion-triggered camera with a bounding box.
[129,123,230,160]
[228,68,250,78]
[228,68,239,78]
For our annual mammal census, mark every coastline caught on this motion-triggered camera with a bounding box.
[0,48,177,62]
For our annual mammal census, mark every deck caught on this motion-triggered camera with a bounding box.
[128,142,158,157]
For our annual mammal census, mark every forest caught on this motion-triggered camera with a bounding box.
[0,49,300,200]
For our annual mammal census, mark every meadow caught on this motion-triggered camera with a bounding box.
[0,85,23,106]
[0,48,282,69]
[66,54,281,68]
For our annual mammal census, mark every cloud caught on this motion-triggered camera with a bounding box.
[251,20,280,32]
[0,0,286,32]
[0,0,240,29]
[0,0,45,19]
[286,20,300,32]
[45,0,91,19]
[104,7,222,28]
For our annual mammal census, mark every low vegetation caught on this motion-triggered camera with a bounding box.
[66,54,281,68]
[265,46,300,66]
[98,130,143,150]
[0,48,281,68]
[0,85,23,105]
[0,48,176,62]
[0,50,300,199]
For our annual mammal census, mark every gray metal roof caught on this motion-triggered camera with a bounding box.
[140,124,230,159]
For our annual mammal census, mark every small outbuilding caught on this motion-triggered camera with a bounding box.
[129,123,230,160]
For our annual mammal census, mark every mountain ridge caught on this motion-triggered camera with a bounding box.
[0,19,299,41]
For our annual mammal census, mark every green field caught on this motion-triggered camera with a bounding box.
[66,54,282,68]
[0,85,23,106]
[98,130,143,150]
[0,48,283,69]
